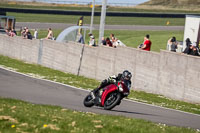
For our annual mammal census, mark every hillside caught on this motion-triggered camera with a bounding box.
[138,0,200,11]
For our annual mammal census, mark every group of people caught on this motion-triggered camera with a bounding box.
[101,34,126,48]
[85,33,126,48]
[183,38,199,56]
[21,27,33,40]
[5,27,54,40]
[168,37,200,56]
[5,28,17,37]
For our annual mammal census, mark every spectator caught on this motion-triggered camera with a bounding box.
[101,37,106,46]
[183,38,192,54]
[183,44,193,55]
[34,29,38,39]
[46,28,54,40]
[24,28,32,40]
[140,34,152,51]
[11,28,17,35]
[113,38,126,47]
[88,34,96,46]
[5,29,10,36]
[9,29,16,37]
[189,46,200,56]
[77,32,84,44]
[183,42,199,56]
[170,37,177,52]
[21,27,27,38]
[106,37,113,47]
[185,38,192,47]
[110,33,115,43]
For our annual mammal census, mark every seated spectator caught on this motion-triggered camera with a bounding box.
[11,28,17,35]
[5,29,10,36]
[190,46,200,56]
[21,27,27,38]
[9,29,16,37]
[113,38,126,47]
[101,37,106,46]
[46,28,54,40]
[106,37,113,47]
[140,34,152,51]
[183,42,199,56]
[88,34,96,46]
[110,33,115,43]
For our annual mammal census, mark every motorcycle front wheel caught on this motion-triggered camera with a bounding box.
[83,94,94,107]
[104,92,121,110]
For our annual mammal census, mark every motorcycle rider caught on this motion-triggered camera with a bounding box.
[91,70,132,99]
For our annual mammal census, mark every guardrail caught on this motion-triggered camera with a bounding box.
[1,7,199,18]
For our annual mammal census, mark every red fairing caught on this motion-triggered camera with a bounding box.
[101,84,118,106]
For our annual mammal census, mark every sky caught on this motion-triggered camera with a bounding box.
[13,0,150,6]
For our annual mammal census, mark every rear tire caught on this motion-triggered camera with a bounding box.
[104,92,121,110]
[83,94,94,107]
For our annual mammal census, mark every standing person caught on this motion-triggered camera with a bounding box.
[88,34,96,46]
[170,37,177,52]
[140,34,152,51]
[77,32,84,44]
[25,28,32,40]
[34,29,38,39]
[46,28,54,40]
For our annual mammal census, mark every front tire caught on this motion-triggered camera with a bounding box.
[83,94,94,107]
[104,92,121,110]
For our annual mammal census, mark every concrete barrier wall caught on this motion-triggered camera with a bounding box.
[40,40,83,75]
[0,35,39,64]
[0,34,200,103]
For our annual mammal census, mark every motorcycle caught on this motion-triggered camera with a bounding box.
[83,80,130,110]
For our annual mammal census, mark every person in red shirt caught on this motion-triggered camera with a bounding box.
[141,34,152,51]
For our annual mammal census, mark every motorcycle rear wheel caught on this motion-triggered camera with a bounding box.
[83,94,94,107]
[104,92,121,110]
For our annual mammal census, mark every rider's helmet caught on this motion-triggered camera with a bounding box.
[122,70,132,81]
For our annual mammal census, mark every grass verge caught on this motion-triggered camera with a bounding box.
[23,29,184,52]
[0,55,200,115]
[1,98,199,133]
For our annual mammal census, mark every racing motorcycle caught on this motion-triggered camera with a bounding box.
[83,80,130,110]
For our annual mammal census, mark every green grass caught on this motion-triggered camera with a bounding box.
[0,55,200,115]
[89,30,184,52]
[0,98,198,133]
[24,29,184,52]
[7,12,185,26]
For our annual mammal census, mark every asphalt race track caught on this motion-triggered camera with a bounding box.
[16,22,184,31]
[0,67,200,129]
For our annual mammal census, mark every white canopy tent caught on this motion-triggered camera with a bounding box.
[56,26,90,43]
[183,15,200,50]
